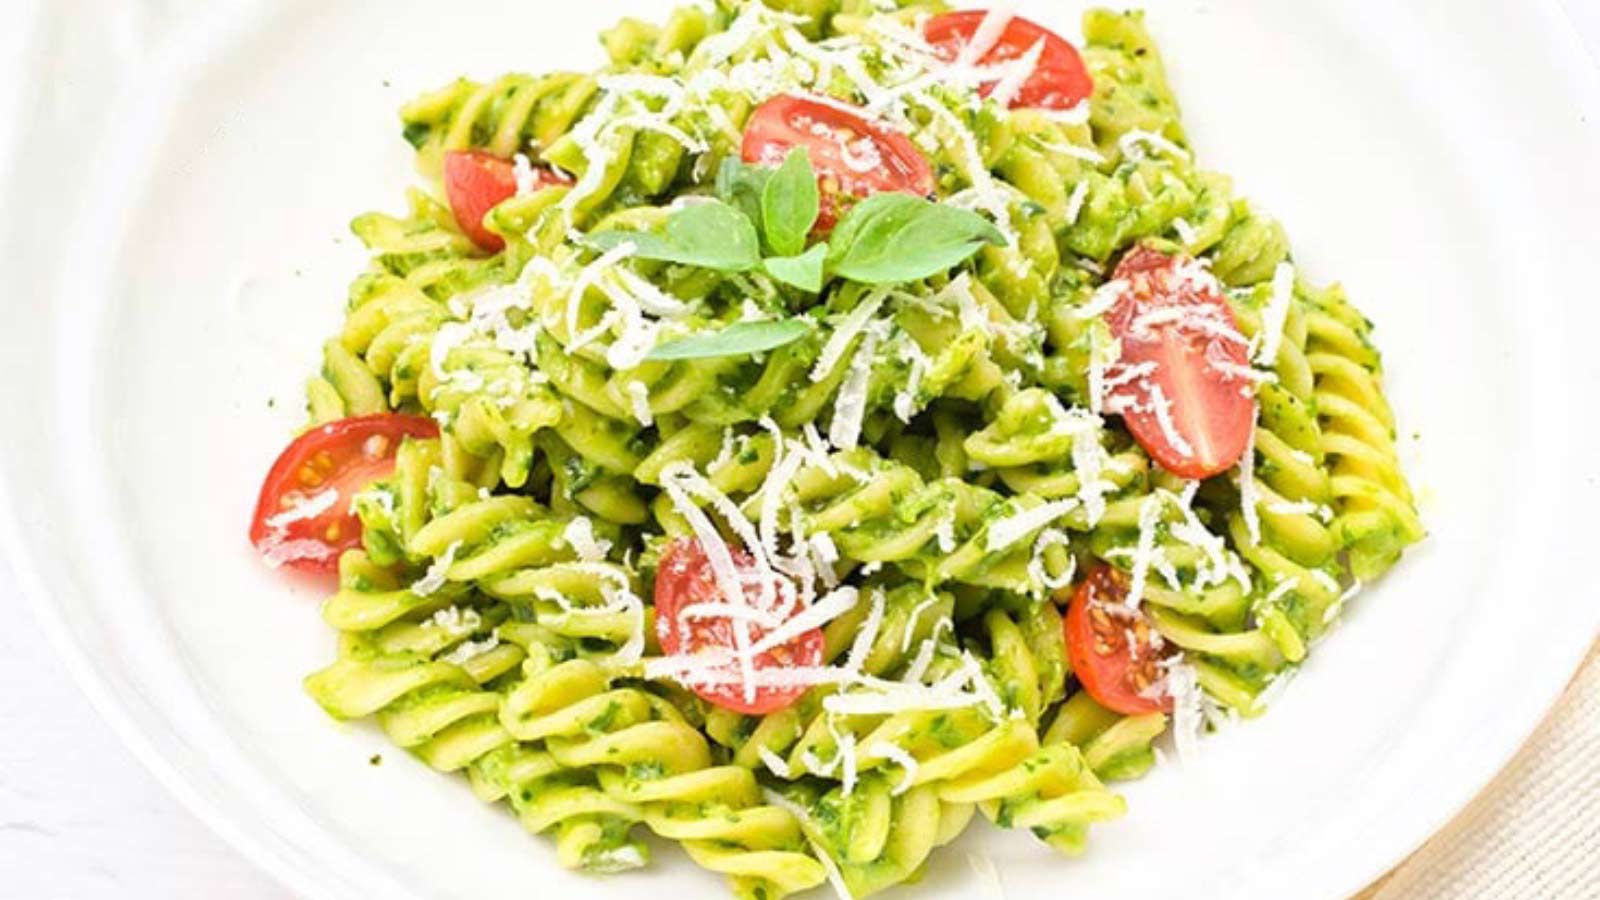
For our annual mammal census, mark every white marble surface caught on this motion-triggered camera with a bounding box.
[2,3,1597,900]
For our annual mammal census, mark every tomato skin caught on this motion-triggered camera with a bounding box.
[741,95,935,234]
[654,538,822,715]
[442,150,568,252]
[249,414,439,575]
[924,11,1095,110]
[1063,565,1174,715]
[1102,244,1256,480]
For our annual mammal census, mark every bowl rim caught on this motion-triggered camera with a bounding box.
[4,2,1599,899]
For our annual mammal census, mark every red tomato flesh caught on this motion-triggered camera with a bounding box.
[654,538,823,715]
[249,414,438,575]
[1102,244,1255,479]
[442,149,568,253]
[1063,564,1175,715]
[741,94,935,234]
[924,11,1095,110]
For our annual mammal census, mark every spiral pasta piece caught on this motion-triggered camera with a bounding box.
[400,73,600,180]
[1044,691,1168,782]
[940,742,1127,855]
[498,657,827,891]
[1302,283,1425,579]
[770,776,954,898]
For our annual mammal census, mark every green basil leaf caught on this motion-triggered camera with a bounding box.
[761,149,819,258]
[762,244,829,293]
[825,194,1007,285]
[587,201,761,272]
[646,319,813,361]
[666,201,763,270]
[715,157,771,234]
[584,229,679,262]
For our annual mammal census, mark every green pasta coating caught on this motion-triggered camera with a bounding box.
[287,3,1423,897]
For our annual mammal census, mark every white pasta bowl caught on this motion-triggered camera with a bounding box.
[3,1,1598,898]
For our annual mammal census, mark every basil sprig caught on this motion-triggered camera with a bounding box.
[826,193,1006,284]
[645,318,812,361]
[587,153,1004,293]
[762,244,829,293]
[587,201,760,271]
[715,156,771,232]
[761,149,821,258]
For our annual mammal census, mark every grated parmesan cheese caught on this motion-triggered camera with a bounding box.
[624,380,653,427]
[986,499,1080,553]
[901,594,942,653]
[826,321,884,451]
[1070,417,1115,527]
[585,846,647,874]
[902,633,943,686]
[811,289,889,382]
[563,517,612,562]
[1031,138,1106,166]
[1064,179,1090,226]
[843,589,887,673]
[1237,416,1262,545]
[867,741,920,795]
[513,153,537,197]
[262,488,340,530]
[1123,494,1164,613]
[423,606,482,637]
[659,464,765,698]
[1251,667,1297,712]
[258,536,337,569]
[1310,569,1342,594]
[1163,658,1206,766]
[1258,577,1297,612]
[747,587,860,657]
[411,540,462,597]
[934,511,957,554]
[958,7,1016,65]
[441,631,500,667]
[1028,528,1077,592]
[1254,262,1296,366]
[1075,278,1130,320]
[566,241,637,352]
[832,721,859,796]
[892,340,930,423]
[1119,129,1190,162]
[759,746,794,778]
[761,789,857,900]
[1323,580,1363,624]
[1171,216,1198,246]
[986,38,1045,108]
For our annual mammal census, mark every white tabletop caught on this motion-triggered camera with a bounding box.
[3,3,1598,899]
[0,595,289,900]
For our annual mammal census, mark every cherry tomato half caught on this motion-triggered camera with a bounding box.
[654,538,823,715]
[442,149,568,252]
[249,413,438,575]
[1102,244,1256,479]
[741,94,935,234]
[1063,564,1175,715]
[924,10,1094,110]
